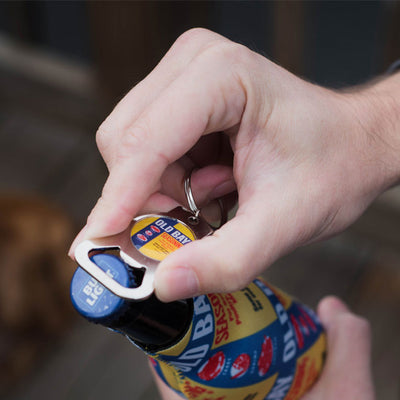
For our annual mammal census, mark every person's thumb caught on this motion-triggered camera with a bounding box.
[304,296,375,400]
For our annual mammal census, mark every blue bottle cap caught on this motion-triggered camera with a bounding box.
[70,254,135,325]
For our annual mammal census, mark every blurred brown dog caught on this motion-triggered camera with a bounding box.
[0,194,76,393]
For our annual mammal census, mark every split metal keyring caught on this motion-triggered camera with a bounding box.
[184,170,228,229]
[184,172,201,219]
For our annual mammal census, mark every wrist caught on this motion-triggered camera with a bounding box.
[342,73,400,194]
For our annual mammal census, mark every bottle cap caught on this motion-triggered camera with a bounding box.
[70,254,136,324]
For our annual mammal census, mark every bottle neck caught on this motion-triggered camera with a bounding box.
[110,296,194,352]
[71,254,194,352]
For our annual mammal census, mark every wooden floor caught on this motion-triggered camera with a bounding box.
[0,64,399,400]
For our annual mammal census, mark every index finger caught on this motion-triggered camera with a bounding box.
[82,42,247,241]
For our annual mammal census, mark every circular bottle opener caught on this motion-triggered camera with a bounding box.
[74,176,214,301]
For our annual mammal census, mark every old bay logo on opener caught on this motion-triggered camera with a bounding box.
[131,215,196,261]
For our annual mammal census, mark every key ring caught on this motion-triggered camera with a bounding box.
[184,171,201,224]
[183,170,228,229]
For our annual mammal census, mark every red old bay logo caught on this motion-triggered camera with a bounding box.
[137,234,147,242]
[198,351,226,381]
[258,336,273,376]
[230,353,251,379]
[255,282,297,364]
[151,225,160,233]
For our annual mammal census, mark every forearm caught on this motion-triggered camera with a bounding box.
[345,72,400,194]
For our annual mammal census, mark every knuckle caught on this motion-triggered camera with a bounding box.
[216,255,252,293]
[96,123,114,155]
[201,41,251,67]
[195,41,255,93]
[174,28,217,49]
[119,123,149,155]
[117,122,171,169]
[225,266,252,292]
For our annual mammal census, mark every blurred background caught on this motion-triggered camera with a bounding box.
[0,1,399,399]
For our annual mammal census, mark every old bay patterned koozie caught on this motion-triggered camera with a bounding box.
[148,280,325,400]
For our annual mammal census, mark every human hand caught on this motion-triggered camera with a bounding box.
[69,28,400,301]
[153,297,375,400]
[302,297,375,400]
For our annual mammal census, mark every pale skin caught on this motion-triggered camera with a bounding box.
[69,28,400,398]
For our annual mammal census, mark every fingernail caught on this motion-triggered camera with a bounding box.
[155,266,200,302]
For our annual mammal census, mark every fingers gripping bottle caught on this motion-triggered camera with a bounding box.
[71,180,326,400]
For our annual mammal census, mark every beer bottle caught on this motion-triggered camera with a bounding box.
[71,204,326,400]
